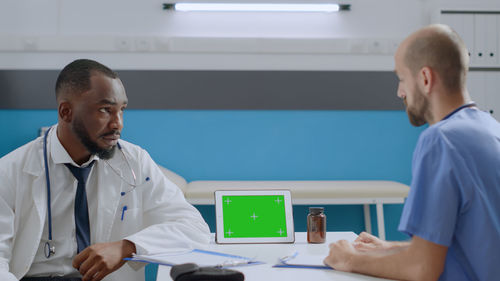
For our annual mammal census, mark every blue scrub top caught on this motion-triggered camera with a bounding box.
[398,107,500,281]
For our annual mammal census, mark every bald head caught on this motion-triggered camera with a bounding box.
[398,24,469,93]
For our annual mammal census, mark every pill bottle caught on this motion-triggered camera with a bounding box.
[307,207,326,243]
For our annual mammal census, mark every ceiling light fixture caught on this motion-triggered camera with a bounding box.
[163,3,350,13]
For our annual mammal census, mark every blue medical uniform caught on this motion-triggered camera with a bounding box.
[398,107,500,281]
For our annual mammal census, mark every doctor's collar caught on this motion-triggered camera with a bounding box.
[49,126,100,167]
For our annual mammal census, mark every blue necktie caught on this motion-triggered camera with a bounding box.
[65,161,94,253]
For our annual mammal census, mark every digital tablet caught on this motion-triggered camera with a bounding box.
[215,190,295,244]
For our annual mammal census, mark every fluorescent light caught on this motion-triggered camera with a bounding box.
[166,3,349,13]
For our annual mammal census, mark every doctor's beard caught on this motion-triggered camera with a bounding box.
[72,116,116,160]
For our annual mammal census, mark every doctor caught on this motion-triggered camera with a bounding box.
[0,59,211,281]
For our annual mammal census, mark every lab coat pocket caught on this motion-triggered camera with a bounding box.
[115,207,142,237]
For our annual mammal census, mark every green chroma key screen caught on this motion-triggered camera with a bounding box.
[222,195,287,238]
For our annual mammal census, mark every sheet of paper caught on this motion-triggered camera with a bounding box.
[129,249,261,267]
[281,252,327,267]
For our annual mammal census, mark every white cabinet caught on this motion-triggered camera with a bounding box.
[467,71,500,122]
[474,14,498,66]
[467,71,487,109]
[485,71,500,121]
[498,14,500,66]
[441,14,475,59]
[443,12,500,122]
[441,13,499,67]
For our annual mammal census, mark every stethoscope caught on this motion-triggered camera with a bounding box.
[42,127,142,258]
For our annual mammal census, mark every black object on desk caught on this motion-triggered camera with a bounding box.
[170,263,244,281]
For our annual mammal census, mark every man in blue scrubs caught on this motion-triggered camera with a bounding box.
[324,24,500,280]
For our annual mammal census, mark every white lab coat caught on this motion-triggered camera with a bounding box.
[0,129,211,281]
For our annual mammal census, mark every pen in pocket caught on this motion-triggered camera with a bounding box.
[121,206,128,221]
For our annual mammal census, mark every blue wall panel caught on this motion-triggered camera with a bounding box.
[0,109,423,241]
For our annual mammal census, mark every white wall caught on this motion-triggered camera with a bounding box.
[1,0,499,71]
[1,0,499,120]
[0,0,438,70]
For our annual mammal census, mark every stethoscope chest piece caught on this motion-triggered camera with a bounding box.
[44,241,55,258]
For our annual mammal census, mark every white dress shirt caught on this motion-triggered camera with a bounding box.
[27,128,99,277]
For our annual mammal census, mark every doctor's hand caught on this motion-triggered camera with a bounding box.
[323,239,357,272]
[352,232,390,252]
[73,239,136,281]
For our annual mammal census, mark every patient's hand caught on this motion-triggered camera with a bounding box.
[323,240,357,272]
[352,232,390,252]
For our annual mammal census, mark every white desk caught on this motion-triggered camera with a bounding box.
[156,232,393,281]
